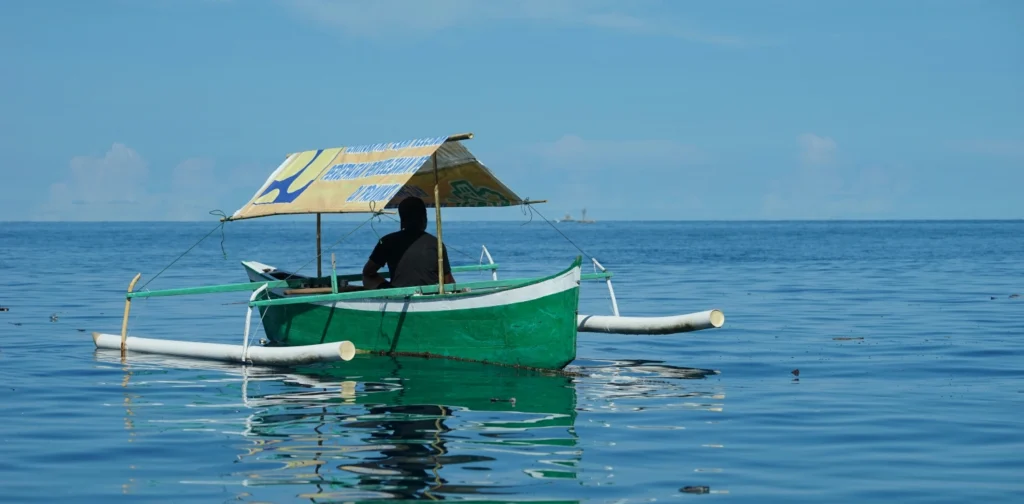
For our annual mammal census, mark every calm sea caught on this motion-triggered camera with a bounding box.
[1,220,1022,503]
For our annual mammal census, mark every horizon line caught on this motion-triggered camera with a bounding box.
[3,218,1022,224]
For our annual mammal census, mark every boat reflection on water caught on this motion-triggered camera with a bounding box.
[254,357,585,499]
[94,350,720,501]
[97,351,583,500]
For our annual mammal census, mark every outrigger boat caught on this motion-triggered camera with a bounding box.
[93,132,725,370]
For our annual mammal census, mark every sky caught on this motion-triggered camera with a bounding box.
[1,0,1021,221]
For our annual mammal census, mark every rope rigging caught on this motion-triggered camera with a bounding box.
[519,199,595,261]
[137,210,229,291]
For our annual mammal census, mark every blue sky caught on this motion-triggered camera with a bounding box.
[1,0,1021,221]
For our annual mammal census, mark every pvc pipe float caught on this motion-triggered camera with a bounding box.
[576,309,725,335]
[93,333,356,366]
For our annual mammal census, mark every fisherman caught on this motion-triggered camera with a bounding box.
[362,196,455,289]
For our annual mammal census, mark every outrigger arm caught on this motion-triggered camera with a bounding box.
[575,255,725,335]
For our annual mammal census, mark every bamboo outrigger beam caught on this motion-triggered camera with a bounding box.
[577,310,725,335]
[97,333,358,366]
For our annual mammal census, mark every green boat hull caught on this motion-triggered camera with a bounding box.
[244,258,582,370]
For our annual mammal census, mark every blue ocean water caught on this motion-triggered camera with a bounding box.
[1,220,1022,503]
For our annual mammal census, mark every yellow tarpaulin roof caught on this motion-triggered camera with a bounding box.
[228,133,532,221]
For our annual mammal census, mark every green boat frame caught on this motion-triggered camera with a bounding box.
[94,132,725,371]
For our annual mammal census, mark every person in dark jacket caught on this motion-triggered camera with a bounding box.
[362,196,455,289]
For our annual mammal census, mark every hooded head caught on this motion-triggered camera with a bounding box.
[398,196,428,231]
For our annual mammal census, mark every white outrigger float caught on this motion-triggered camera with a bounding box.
[93,132,725,369]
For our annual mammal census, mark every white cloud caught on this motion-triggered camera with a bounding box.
[525,133,712,218]
[39,143,157,220]
[797,133,838,166]
[37,143,244,221]
[761,134,906,219]
[282,0,750,46]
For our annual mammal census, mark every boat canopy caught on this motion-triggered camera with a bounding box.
[227,133,533,221]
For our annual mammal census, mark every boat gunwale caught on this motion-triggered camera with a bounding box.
[126,262,507,300]
[247,256,585,308]
[249,261,502,284]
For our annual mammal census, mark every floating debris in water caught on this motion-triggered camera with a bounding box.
[791,369,800,377]
[833,337,865,341]
[0,307,8,312]
[681,485,710,494]
[49,313,59,322]
[991,296,997,300]
[76,328,86,332]
[1011,294,1020,299]
[8,322,22,326]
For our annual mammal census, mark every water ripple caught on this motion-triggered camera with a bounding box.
[1,221,1022,502]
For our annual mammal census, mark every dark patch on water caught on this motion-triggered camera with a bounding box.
[681,485,711,494]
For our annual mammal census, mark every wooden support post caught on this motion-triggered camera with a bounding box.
[432,152,444,294]
[316,213,322,278]
[120,273,142,358]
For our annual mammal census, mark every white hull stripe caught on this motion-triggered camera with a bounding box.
[243,261,581,314]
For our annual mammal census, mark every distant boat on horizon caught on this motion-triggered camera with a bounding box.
[557,208,595,224]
